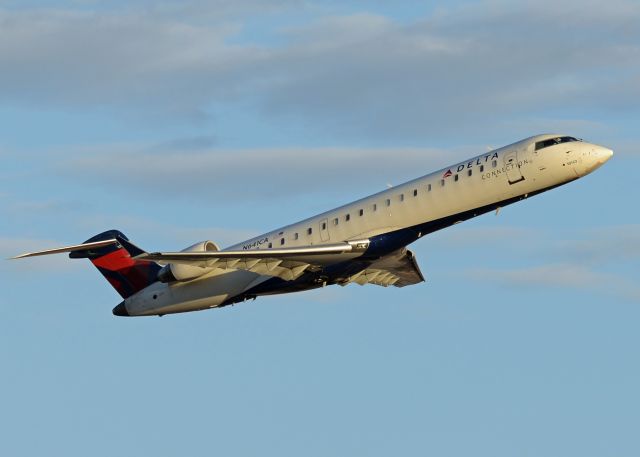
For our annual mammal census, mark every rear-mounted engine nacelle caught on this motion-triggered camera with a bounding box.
[157,240,220,283]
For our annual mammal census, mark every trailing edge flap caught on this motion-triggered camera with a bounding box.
[135,240,370,282]
[345,248,425,288]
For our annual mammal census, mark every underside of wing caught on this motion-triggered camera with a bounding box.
[341,248,425,288]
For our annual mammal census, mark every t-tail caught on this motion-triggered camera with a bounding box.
[69,230,161,299]
[12,229,161,299]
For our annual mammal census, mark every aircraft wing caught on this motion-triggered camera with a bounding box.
[12,238,423,287]
[135,240,371,282]
[341,248,425,288]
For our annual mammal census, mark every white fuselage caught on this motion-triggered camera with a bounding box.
[124,134,613,316]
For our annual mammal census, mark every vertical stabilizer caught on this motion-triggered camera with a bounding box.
[69,230,160,298]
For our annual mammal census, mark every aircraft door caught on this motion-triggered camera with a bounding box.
[319,218,330,242]
[504,149,525,184]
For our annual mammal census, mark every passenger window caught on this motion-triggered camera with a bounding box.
[399,194,404,202]
[373,203,377,211]
[345,214,350,221]
[333,218,339,225]
[413,189,418,197]
[468,169,472,176]
[441,179,445,187]
[480,165,484,172]
[359,209,364,216]
[280,238,285,245]
[428,184,432,191]
[386,198,391,206]
[321,222,326,230]
[294,233,299,240]
[492,160,497,168]
[454,174,459,182]
[308,227,313,235]
[268,242,272,248]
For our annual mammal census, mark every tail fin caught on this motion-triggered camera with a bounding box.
[69,230,161,298]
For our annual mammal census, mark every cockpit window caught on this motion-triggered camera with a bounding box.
[535,136,579,151]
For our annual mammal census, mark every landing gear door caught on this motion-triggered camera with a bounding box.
[319,218,330,242]
[504,149,525,184]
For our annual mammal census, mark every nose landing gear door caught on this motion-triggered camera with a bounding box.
[504,149,525,184]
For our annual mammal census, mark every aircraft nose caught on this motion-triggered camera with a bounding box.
[602,147,614,161]
[112,301,130,316]
[579,145,613,176]
[595,146,613,164]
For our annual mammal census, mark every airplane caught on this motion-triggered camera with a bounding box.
[12,134,613,317]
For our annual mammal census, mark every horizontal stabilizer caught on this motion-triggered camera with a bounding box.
[12,230,161,299]
[10,239,118,259]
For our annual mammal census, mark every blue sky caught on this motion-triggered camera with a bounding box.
[1,0,639,456]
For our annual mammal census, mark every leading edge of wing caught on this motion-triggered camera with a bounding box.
[135,240,370,263]
[10,239,119,259]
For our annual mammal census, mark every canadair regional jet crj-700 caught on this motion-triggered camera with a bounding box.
[13,134,613,317]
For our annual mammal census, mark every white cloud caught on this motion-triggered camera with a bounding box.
[61,144,456,200]
[460,224,640,303]
[0,7,261,119]
[248,0,640,140]
[437,224,640,264]
[466,263,640,303]
[0,0,638,140]
[557,225,640,265]
[468,263,600,288]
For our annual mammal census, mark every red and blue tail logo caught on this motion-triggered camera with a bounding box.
[69,230,161,298]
